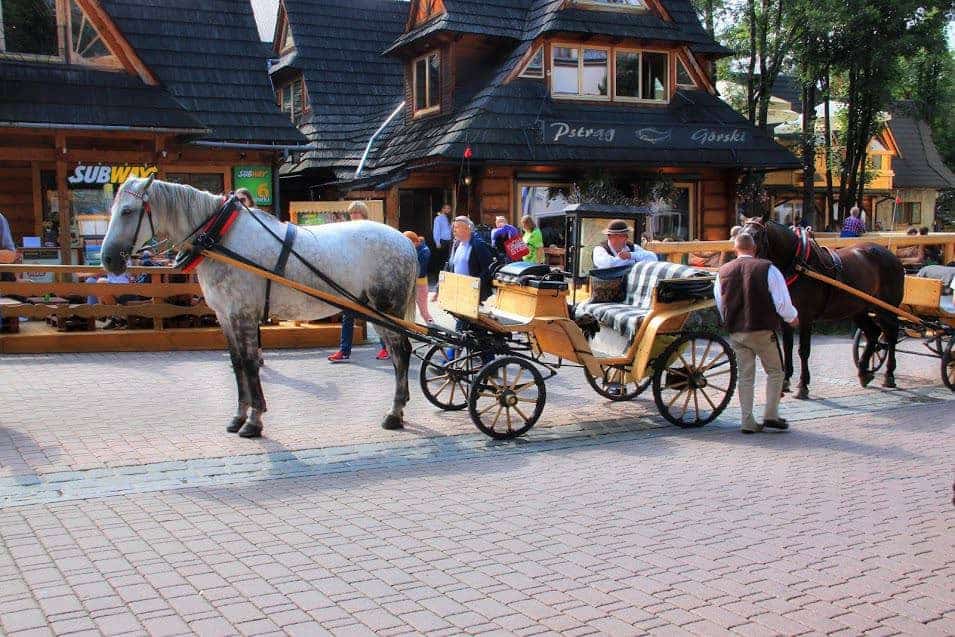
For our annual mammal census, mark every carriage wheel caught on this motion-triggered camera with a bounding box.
[584,364,649,401]
[468,357,546,440]
[852,329,889,374]
[652,332,737,428]
[419,344,483,411]
[942,337,955,392]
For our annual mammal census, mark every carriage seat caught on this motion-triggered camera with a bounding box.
[573,261,704,340]
[494,261,568,291]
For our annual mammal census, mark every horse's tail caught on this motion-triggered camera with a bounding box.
[403,274,417,326]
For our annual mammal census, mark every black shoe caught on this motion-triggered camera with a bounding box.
[763,418,789,430]
[741,428,758,434]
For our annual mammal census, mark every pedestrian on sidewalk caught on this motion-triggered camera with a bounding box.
[328,201,389,363]
[403,230,434,323]
[714,232,799,434]
[432,203,453,277]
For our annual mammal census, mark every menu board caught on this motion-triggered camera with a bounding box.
[289,200,385,226]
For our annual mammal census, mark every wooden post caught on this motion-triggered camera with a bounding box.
[54,132,71,271]
[31,162,43,238]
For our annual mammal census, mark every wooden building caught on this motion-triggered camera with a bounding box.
[0,0,309,268]
[761,88,955,231]
[273,0,799,244]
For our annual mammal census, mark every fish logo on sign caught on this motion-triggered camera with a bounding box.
[636,128,672,144]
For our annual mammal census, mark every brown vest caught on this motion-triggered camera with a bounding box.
[718,257,779,333]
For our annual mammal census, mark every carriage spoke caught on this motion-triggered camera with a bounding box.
[704,367,732,378]
[477,400,499,416]
[692,389,701,422]
[691,340,698,368]
[666,367,690,377]
[505,408,513,433]
[678,354,693,371]
[448,381,457,404]
[678,389,693,421]
[425,373,450,383]
[705,384,729,393]
[699,339,714,368]
[698,353,729,373]
[433,379,452,397]
[491,404,504,428]
[666,387,688,409]
[512,404,531,422]
[516,396,539,403]
[510,367,525,391]
[698,387,718,411]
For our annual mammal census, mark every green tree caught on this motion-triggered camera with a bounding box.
[831,0,953,212]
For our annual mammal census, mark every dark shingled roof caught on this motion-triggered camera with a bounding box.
[279,0,407,176]
[889,102,955,190]
[0,61,206,133]
[357,40,798,184]
[525,0,731,56]
[284,0,792,184]
[385,0,529,54]
[99,0,306,146]
[387,0,730,56]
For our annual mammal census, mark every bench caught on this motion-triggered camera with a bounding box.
[574,261,704,343]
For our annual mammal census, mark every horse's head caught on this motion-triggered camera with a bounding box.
[101,175,156,274]
[740,215,796,265]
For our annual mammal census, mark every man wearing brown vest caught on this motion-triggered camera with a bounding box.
[714,233,799,434]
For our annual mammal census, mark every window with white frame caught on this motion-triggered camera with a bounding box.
[613,49,669,102]
[1,0,58,57]
[573,0,648,11]
[551,45,609,99]
[413,51,441,115]
[519,46,544,79]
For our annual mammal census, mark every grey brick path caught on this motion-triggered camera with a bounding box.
[0,335,953,636]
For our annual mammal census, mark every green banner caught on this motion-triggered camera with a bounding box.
[233,166,272,207]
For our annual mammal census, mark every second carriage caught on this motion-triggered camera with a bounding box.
[418,204,738,439]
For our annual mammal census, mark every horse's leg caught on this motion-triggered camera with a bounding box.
[232,316,268,438]
[780,324,794,394]
[222,319,251,433]
[879,313,899,389]
[854,314,881,388]
[379,330,411,430]
[795,323,813,400]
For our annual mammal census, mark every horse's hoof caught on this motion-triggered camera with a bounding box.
[227,416,246,433]
[238,423,263,438]
[795,387,809,400]
[859,372,875,388]
[882,376,897,389]
[382,415,404,430]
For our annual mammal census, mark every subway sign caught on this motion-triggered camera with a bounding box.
[68,165,158,187]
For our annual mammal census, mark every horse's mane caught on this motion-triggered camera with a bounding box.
[144,179,222,239]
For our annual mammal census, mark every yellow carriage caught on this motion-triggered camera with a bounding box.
[419,205,738,439]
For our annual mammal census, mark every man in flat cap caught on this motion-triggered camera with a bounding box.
[592,219,657,269]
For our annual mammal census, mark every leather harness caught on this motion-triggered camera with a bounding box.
[171,195,299,322]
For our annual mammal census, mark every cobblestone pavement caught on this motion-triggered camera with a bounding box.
[0,335,953,636]
[0,334,942,477]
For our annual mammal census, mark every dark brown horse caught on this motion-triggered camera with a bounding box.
[741,215,905,399]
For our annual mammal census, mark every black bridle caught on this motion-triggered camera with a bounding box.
[119,186,157,261]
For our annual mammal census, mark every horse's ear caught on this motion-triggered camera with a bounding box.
[141,173,156,201]
[760,209,771,223]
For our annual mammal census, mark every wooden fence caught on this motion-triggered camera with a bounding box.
[0,265,352,353]
[645,233,955,267]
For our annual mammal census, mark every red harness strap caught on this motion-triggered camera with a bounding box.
[181,196,242,273]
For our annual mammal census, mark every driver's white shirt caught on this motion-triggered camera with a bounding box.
[592,243,657,269]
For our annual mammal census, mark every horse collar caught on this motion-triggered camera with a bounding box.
[175,195,243,273]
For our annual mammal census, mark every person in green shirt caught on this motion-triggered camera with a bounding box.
[521,215,544,263]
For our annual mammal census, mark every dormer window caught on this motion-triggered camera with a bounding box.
[1,0,58,56]
[519,47,544,79]
[1,0,123,67]
[573,0,648,12]
[552,46,609,99]
[676,57,696,88]
[277,76,308,124]
[413,51,441,116]
[614,49,668,102]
